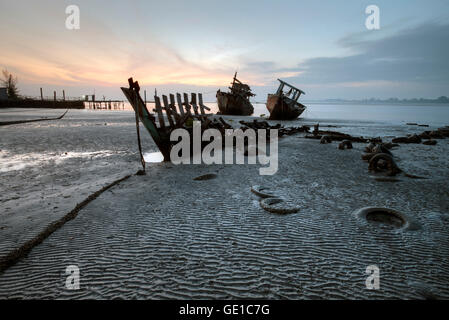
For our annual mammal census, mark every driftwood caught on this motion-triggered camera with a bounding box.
[0,110,69,126]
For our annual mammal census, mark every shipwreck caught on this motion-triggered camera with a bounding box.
[121,78,310,170]
[266,79,306,120]
[216,72,254,116]
[121,77,244,165]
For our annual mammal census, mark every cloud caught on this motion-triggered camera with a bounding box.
[2,1,447,100]
[284,22,449,88]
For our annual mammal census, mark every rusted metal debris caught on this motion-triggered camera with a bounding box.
[393,126,449,144]
[239,119,310,137]
[305,124,370,143]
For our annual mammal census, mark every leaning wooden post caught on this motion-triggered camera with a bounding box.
[53,91,56,101]
[40,88,43,100]
[128,79,146,174]
[63,90,66,101]
[144,90,147,105]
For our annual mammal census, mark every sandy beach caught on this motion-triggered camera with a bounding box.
[0,108,448,299]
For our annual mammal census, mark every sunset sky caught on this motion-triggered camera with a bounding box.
[0,0,448,101]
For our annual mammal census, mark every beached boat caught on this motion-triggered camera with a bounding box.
[216,73,254,116]
[266,79,306,120]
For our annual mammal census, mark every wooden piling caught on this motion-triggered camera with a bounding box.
[198,93,207,115]
[154,96,166,129]
[176,93,185,116]
[162,95,175,128]
[183,93,192,115]
[190,93,199,115]
[168,94,180,119]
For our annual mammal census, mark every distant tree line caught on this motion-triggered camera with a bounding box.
[323,96,449,104]
[363,96,449,104]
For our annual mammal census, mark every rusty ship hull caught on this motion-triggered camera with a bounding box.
[266,94,306,120]
[216,91,254,116]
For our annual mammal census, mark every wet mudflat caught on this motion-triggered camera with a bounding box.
[0,108,448,299]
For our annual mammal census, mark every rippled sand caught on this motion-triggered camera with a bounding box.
[0,108,448,299]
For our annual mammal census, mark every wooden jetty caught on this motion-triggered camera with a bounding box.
[86,100,125,110]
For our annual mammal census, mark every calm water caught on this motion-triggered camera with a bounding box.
[299,103,449,127]
[118,101,449,127]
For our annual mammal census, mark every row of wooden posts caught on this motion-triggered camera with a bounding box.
[39,87,87,102]
[39,87,69,101]
[151,92,211,130]
[38,88,125,110]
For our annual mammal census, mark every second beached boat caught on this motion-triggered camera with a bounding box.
[216,73,255,116]
[266,79,306,120]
